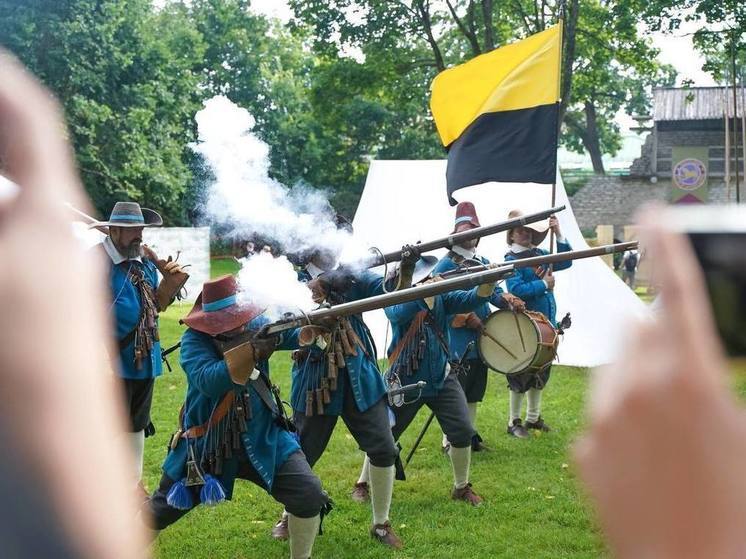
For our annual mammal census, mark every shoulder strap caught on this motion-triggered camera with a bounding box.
[388,310,427,365]
[424,311,451,358]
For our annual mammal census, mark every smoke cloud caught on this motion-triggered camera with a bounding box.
[192,95,370,315]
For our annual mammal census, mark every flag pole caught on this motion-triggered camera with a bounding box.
[549,16,564,265]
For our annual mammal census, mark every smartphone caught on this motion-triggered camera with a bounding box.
[665,205,746,357]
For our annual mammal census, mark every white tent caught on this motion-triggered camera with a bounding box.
[352,160,648,368]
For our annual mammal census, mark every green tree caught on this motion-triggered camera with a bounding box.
[290,0,675,174]
[0,0,205,224]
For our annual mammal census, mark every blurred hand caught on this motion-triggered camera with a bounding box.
[574,210,746,559]
[503,293,525,312]
[464,312,483,331]
[543,271,555,291]
[0,53,146,558]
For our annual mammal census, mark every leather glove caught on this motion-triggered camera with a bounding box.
[223,341,256,385]
[451,312,483,331]
[309,269,354,304]
[143,245,190,311]
[396,244,421,291]
[250,335,278,362]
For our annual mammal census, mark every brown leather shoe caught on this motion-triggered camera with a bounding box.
[271,516,289,540]
[351,481,370,503]
[451,483,483,506]
[507,418,530,438]
[525,416,551,432]
[370,521,403,549]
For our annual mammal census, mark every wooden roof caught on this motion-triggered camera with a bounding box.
[654,87,745,121]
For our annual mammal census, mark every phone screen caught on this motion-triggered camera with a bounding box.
[688,232,746,356]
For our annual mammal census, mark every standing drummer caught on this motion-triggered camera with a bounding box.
[432,202,525,452]
[503,210,572,438]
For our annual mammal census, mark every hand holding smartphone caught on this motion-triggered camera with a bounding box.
[663,205,746,357]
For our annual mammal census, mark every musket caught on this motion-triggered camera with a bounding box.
[436,241,639,279]
[365,205,566,267]
[260,241,636,336]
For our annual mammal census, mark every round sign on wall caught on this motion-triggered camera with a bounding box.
[672,158,707,191]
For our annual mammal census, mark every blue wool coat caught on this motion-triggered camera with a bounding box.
[385,287,490,398]
[162,318,300,495]
[109,258,162,380]
[432,253,510,361]
[291,269,387,415]
[504,240,572,325]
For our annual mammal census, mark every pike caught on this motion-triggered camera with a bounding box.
[366,205,566,266]
[261,241,637,336]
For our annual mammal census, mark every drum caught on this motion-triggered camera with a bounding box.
[477,310,558,375]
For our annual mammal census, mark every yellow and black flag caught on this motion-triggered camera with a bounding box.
[430,23,562,205]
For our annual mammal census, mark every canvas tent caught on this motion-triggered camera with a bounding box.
[352,160,649,368]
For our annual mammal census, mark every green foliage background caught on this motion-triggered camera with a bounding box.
[0,0,707,221]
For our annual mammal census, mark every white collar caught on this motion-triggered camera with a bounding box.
[509,243,532,253]
[103,236,141,264]
[305,262,324,279]
[451,245,476,260]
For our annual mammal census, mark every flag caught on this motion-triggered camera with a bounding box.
[430,23,562,205]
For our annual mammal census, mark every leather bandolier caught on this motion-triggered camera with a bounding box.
[169,335,293,477]
[292,317,370,417]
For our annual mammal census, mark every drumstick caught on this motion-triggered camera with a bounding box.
[482,329,518,359]
[513,312,527,352]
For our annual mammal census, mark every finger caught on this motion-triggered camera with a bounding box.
[0,52,85,209]
[639,209,725,376]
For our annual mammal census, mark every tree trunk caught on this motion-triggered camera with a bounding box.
[481,0,494,51]
[415,0,446,71]
[583,101,605,174]
[558,0,579,126]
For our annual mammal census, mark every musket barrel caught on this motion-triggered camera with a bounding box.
[438,241,639,278]
[263,241,634,335]
[369,204,566,267]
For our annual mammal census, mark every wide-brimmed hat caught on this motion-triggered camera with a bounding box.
[506,209,550,246]
[451,201,481,234]
[386,255,439,286]
[181,275,265,336]
[92,201,163,229]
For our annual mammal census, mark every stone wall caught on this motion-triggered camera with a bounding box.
[570,176,733,233]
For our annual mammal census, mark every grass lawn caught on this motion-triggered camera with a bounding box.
[211,256,241,278]
[148,304,606,559]
[148,261,742,557]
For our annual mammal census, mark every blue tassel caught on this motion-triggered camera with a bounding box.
[166,478,193,510]
[200,475,226,507]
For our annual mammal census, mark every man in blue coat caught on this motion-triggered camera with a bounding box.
[504,210,572,438]
[353,255,498,506]
[271,246,403,549]
[432,202,525,452]
[98,201,187,489]
[148,275,328,559]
